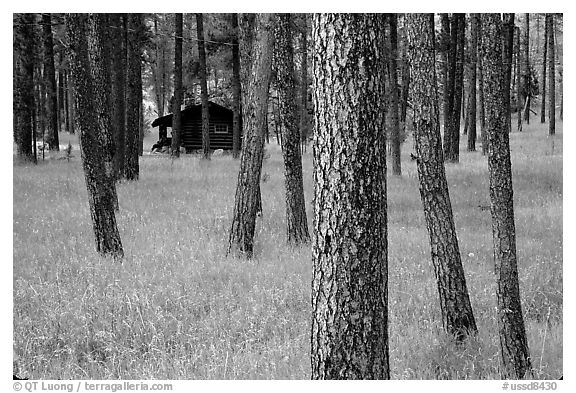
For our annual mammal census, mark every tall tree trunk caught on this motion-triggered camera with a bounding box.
[88,14,119,210]
[477,16,487,154]
[481,13,532,379]
[63,69,70,133]
[42,13,59,151]
[274,14,310,245]
[67,71,75,135]
[35,65,44,159]
[540,18,547,124]
[57,53,65,134]
[231,13,241,159]
[547,14,555,135]
[196,13,211,159]
[228,13,275,257]
[515,26,523,132]
[66,13,124,259]
[109,14,125,179]
[299,14,309,152]
[311,13,389,380]
[502,14,515,134]
[445,14,465,163]
[467,14,478,151]
[407,13,478,341]
[13,13,35,161]
[389,14,402,175]
[171,13,183,158]
[125,13,141,180]
[523,14,531,124]
[440,14,451,135]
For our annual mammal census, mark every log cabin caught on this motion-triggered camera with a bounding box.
[151,101,238,152]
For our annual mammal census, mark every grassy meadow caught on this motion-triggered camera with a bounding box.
[13,122,562,379]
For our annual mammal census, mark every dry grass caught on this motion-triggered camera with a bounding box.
[13,121,562,379]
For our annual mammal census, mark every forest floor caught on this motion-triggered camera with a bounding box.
[13,121,562,379]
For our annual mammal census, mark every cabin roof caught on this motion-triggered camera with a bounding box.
[151,101,233,128]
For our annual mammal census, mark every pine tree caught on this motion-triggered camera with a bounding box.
[197,13,211,159]
[110,14,126,179]
[231,13,241,159]
[481,13,532,379]
[66,13,123,259]
[540,16,548,124]
[227,13,275,257]
[407,13,478,341]
[389,14,401,175]
[42,13,59,152]
[125,13,142,179]
[311,13,389,379]
[13,13,35,161]
[502,14,515,134]
[467,14,478,151]
[274,14,310,245]
[171,13,183,158]
[547,14,555,135]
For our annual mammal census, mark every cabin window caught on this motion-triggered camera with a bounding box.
[213,124,228,134]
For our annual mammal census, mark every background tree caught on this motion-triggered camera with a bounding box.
[388,14,401,175]
[274,13,310,245]
[171,13,183,158]
[407,13,478,341]
[197,13,211,159]
[547,14,555,136]
[125,13,142,180]
[502,14,515,134]
[467,14,478,151]
[66,13,123,259]
[311,13,389,380]
[231,13,241,159]
[13,13,35,161]
[227,13,275,257]
[481,13,532,379]
[42,13,59,152]
[523,14,531,124]
[540,16,547,124]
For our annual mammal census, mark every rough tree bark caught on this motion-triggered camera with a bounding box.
[227,13,275,257]
[481,13,532,379]
[13,13,35,161]
[502,14,515,134]
[125,13,141,180]
[540,18,547,124]
[300,14,309,152]
[231,13,241,159]
[42,13,59,151]
[88,13,119,210]
[389,13,401,175]
[66,13,124,259]
[477,16,487,154]
[110,14,126,179]
[197,13,211,159]
[171,13,183,158]
[274,14,310,245]
[445,14,465,163]
[515,26,523,132]
[407,13,478,341]
[467,14,478,151]
[311,13,389,380]
[547,14,555,135]
[440,14,451,134]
